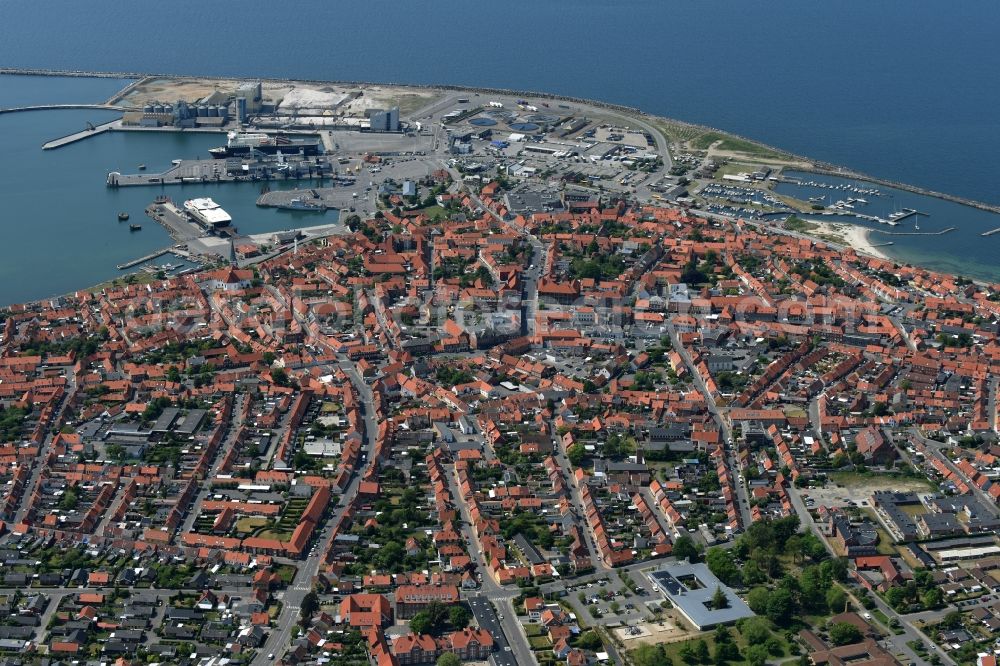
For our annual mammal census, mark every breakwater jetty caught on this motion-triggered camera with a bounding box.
[0,103,126,115]
[871,227,955,236]
[803,166,1000,216]
[116,246,173,270]
[43,119,120,149]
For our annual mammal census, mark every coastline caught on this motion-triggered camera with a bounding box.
[3,68,999,301]
[800,220,889,260]
[844,224,888,261]
[4,67,1000,216]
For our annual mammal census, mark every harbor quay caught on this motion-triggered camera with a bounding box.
[107,153,338,188]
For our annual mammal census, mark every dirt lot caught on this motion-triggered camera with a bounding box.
[613,615,692,646]
[120,77,250,106]
[119,77,441,117]
[807,472,934,509]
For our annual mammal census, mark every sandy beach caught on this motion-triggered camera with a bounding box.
[802,219,889,260]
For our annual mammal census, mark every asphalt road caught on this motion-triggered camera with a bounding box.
[250,360,380,666]
[12,372,76,524]
[468,594,519,666]
[444,463,536,666]
[547,426,609,572]
[664,320,753,528]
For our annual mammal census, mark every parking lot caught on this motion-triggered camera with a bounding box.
[556,572,663,627]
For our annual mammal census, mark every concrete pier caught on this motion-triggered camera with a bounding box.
[872,226,955,236]
[256,186,357,211]
[0,103,126,115]
[886,209,927,224]
[110,156,335,187]
[145,201,207,243]
[116,246,174,270]
[42,119,120,149]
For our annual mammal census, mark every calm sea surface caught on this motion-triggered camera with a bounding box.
[0,77,336,304]
[1,1,999,300]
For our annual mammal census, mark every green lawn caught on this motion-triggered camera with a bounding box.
[529,636,552,650]
[651,622,793,666]
[711,163,761,180]
[653,119,705,145]
[418,204,446,219]
[274,564,297,584]
[257,530,293,542]
[234,516,268,534]
[828,471,934,492]
[784,216,819,233]
[688,131,791,160]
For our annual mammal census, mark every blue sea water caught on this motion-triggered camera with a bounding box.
[0,79,336,304]
[3,1,999,204]
[1,0,999,300]
[774,172,1000,282]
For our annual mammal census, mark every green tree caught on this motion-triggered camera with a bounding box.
[449,605,471,630]
[819,558,847,582]
[711,586,729,610]
[939,611,963,630]
[374,541,404,570]
[694,639,710,663]
[785,534,803,564]
[884,585,908,610]
[633,645,671,666]
[673,535,699,563]
[573,631,603,651]
[271,368,289,386]
[59,486,79,511]
[920,587,943,609]
[749,547,781,580]
[706,548,741,587]
[765,588,795,627]
[409,611,433,635]
[715,641,741,664]
[746,586,771,614]
[739,616,772,644]
[436,654,461,666]
[826,587,847,613]
[299,591,319,626]
[746,644,769,666]
[828,622,863,646]
[799,565,828,614]
[410,601,450,636]
[567,443,586,467]
[742,560,768,586]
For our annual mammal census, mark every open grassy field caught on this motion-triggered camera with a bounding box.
[829,471,934,493]
[234,516,269,534]
[82,270,160,295]
[687,131,792,160]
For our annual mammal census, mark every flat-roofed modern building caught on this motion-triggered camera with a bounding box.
[649,562,755,630]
